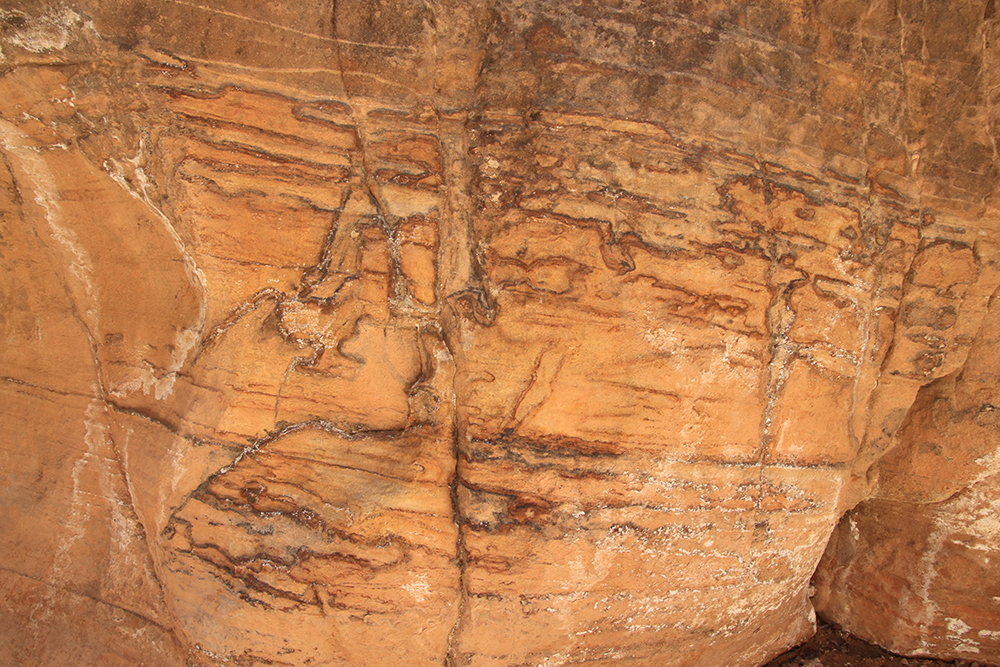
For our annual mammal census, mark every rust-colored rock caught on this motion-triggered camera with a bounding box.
[1,1,999,666]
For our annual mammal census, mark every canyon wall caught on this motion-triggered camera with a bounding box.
[1,1,999,666]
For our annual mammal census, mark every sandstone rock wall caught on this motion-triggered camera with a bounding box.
[1,1,999,666]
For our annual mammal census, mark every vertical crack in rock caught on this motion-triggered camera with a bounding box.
[444,328,469,667]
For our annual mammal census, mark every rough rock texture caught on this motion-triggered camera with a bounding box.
[1,1,999,666]
[813,294,1000,662]
[765,619,989,667]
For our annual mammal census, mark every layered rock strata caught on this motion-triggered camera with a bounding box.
[1,1,999,666]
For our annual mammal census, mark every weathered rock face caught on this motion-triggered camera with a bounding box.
[1,1,999,666]
[814,293,1000,661]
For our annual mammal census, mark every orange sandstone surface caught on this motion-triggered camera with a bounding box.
[1,1,999,666]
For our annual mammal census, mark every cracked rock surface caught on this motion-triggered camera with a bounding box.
[1,1,999,666]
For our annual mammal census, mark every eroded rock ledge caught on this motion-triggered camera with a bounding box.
[1,1,999,666]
